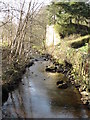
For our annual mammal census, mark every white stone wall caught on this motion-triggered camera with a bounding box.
[46,25,60,46]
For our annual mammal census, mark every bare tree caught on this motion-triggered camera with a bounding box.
[10,0,44,59]
[0,0,44,60]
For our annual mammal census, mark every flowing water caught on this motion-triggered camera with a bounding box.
[2,58,90,118]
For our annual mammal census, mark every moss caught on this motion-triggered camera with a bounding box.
[79,43,88,53]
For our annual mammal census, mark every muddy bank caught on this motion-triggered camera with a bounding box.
[2,60,34,104]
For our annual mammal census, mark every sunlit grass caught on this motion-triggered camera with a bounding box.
[79,43,88,53]
[48,34,89,69]
[1,41,9,47]
[67,35,90,44]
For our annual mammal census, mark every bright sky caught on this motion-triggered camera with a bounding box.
[0,0,52,22]
[38,0,52,4]
[1,0,52,5]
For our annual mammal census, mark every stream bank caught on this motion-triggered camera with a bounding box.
[45,53,90,109]
[45,35,90,108]
[2,59,34,104]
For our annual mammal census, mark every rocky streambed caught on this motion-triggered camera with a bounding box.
[44,55,90,108]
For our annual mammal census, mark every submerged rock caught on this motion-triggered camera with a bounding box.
[45,66,57,72]
[43,58,48,61]
[57,82,68,89]
[27,61,34,67]
[56,68,63,73]
[56,80,63,85]
[35,59,39,61]
[63,69,69,74]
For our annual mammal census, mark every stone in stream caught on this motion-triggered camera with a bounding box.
[81,91,89,96]
[55,64,64,73]
[22,83,24,85]
[34,59,38,61]
[25,60,34,68]
[21,68,26,74]
[75,84,81,88]
[56,68,63,73]
[81,97,89,105]
[56,80,63,85]
[43,58,48,61]
[45,66,57,72]
[57,82,68,89]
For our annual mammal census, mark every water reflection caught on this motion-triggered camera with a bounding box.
[2,60,90,118]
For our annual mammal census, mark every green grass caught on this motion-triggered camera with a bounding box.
[1,41,9,47]
[51,34,89,68]
[67,35,90,44]
[79,43,88,53]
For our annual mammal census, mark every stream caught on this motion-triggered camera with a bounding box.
[2,58,90,118]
